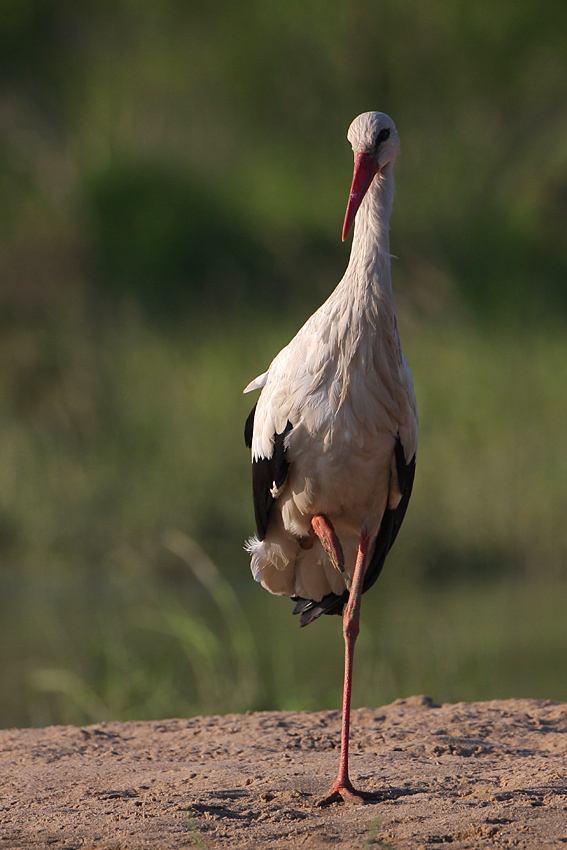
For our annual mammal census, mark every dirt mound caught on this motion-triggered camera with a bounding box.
[1,697,566,848]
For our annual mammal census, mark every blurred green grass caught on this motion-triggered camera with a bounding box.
[1,314,567,727]
[1,0,567,727]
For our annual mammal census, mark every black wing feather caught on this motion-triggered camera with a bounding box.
[293,434,416,627]
[245,404,292,540]
[244,404,256,449]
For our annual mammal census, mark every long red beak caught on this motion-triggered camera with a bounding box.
[342,151,379,242]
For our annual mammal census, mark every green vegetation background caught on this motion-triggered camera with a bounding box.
[1,0,567,728]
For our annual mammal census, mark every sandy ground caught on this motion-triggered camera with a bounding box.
[1,696,566,849]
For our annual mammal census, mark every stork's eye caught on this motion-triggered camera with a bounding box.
[376,128,390,147]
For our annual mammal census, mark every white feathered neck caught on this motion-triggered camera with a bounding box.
[319,161,401,379]
[342,160,396,320]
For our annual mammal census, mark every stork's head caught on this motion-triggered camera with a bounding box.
[342,112,400,241]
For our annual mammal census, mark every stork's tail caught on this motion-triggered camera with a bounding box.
[292,593,347,626]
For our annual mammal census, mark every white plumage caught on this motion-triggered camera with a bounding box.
[245,111,417,607]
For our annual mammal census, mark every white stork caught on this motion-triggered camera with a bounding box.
[244,112,418,805]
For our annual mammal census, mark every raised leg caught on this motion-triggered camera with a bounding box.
[317,529,378,806]
[310,514,345,572]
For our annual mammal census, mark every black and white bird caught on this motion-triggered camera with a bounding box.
[244,112,418,805]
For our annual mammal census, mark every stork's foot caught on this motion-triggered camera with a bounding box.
[311,514,345,573]
[316,779,379,807]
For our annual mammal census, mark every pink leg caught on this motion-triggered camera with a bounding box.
[310,514,345,572]
[317,530,378,806]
